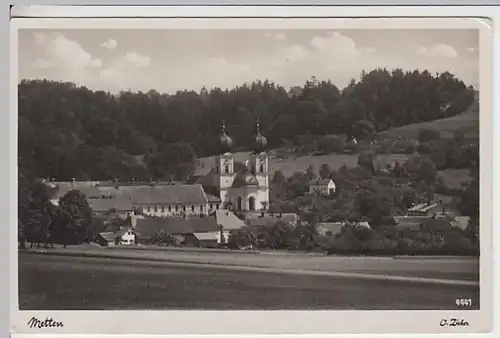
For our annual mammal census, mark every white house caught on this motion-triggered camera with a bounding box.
[98,227,136,246]
[308,179,336,196]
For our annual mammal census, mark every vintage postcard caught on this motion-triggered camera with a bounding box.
[10,5,493,335]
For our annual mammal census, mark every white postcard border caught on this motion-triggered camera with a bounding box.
[9,10,494,335]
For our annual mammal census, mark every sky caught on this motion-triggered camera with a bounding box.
[18,29,479,94]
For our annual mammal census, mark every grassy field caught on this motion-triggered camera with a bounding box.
[19,253,480,310]
[378,91,479,140]
[197,152,414,178]
[20,248,480,282]
[438,169,474,189]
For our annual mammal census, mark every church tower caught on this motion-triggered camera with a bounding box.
[249,119,270,210]
[215,121,234,206]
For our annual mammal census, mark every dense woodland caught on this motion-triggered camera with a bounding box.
[18,68,474,183]
[18,68,480,253]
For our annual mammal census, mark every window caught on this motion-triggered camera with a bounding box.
[216,204,219,210]
[183,205,186,212]
[191,205,195,212]
[249,197,255,211]
[200,205,204,211]
[216,165,219,173]
[175,205,179,211]
[147,206,151,212]
[259,164,264,172]
[154,205,158,212]
[161,205,165,212]
[210,204,213,209]
[251,165,256,174]
[237,197,243,211]
[225,165,229,173]
[168,205,172,212]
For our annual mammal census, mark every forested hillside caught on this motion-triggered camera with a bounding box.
[18,68,475,182]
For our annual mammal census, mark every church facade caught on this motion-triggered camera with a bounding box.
[214,121,270,212]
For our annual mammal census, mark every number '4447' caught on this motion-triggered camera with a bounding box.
[456,299,472,306]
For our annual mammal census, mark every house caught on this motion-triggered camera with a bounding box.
[406,202,445,217]
[245,211,298,227]
[97,227,135,246]
[450,216,471,230]
[53,181,221,218]
[420,218,452,234]
[393,216,430,229]
[372,154,409,173]
[316,222,344,236]
[308,179,336,195]
[134,215,229,246]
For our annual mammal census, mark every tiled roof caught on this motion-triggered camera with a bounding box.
[98,232,117,242]
[215,210,246,230]
[206,194,221,203]
[396,222,422,230]
[54,182,208,209]
[193,232,218,241]
[54,183,135,213]
[117,184,208,205]
[245,212,298,227]
[135,216,219,239]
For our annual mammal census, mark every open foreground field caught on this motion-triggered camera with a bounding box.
[19,249,480,310]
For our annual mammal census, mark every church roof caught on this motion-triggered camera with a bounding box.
[231,169,259,188]
[53,182,208,208]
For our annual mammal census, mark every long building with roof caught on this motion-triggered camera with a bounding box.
[46,119,271,220]
[50,180,222,218]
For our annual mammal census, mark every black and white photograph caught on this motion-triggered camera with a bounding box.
[10,10,493,335]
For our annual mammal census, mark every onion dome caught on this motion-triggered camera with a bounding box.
[254,119,267,152]
[231,169,259,188]
[219,120,233,153]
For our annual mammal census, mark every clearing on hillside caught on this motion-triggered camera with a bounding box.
[378,91,479,140]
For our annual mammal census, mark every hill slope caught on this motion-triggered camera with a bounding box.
[377,91,479,140]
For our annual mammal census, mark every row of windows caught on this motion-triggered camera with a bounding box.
[145,204,220,213]
[216,164,266,173]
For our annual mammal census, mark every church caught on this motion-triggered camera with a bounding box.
[213,120,270,212]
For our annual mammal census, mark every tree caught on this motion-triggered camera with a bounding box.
[458,177,479,219]
[357,151,375,174]
[417,159,437,185]
[17,71,474,185]
[319,164,332,179]
[306,165,316,181]
[58,189,92,245]
[272,170,286,185]
[419,128,441,143]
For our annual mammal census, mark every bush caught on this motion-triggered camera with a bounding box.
[419,128,441,143]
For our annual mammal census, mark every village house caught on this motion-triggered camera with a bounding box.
[406,202,449,217]
[308,178,336,196]
[316,222,344,237]
[97,226,136,246]
[132,210,246,248]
